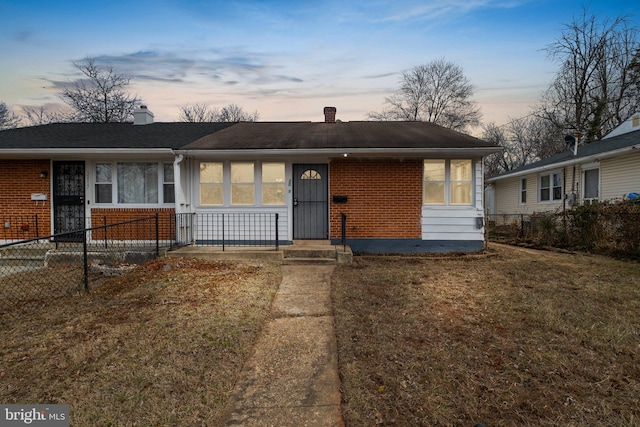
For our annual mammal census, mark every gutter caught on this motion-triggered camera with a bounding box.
[174,147,502,158]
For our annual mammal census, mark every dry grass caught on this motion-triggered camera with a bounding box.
[332,245,640,426]
[0,257,280,426]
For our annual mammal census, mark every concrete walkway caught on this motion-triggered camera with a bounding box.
[221,265,344,427]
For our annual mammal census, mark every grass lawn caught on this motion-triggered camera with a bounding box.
[332,245,640,426]
[0,257,280,426]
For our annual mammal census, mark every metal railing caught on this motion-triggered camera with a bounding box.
[0,215,165,321]
[1,215,41,242]
[341,213,347,251]
[176,212,281,250]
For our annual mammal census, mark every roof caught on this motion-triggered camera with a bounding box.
[0,122,236,149]
[183,121,499,151]
[487,129,640,183]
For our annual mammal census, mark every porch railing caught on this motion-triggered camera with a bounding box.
[176,212,280,250]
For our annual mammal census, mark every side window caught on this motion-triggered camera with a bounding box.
[423,160,446,205]
[163,163,175,204]
[95,163,112,203]
[200,162,223,205]
[520,178,527,204]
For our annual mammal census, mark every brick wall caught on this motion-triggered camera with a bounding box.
[329,158,423,239]
[0,160,51,238]
[90,208,176,241]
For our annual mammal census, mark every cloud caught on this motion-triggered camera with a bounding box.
[81,49,304,86]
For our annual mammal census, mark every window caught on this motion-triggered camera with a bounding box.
[231,162,255,205]
[584,168,599,199]
[200,162,223,205]
[95,163,112,203]
[540,172,562,201]
[423,160,446,204]
[117,163,158,204]
[450,160,472,205]
[520,178,527,204]
[262,163,285,205]
[423,159,473,206]
[163,163,175,204]
[300,169,321,180]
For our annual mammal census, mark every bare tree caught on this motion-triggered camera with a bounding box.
[22,106,65,126]
[538,7,639,141]
[482,116,565,178]
[629,47,640,108]
[178,103,259,122]
[0,102,21,130]
[368,58,482,132]
[59,58,142,123]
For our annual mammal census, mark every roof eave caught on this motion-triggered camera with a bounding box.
[486,144,640,183]
[176,147,501,158]
[0,148,175,160]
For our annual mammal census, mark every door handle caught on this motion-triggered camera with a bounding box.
[293,198,298,206]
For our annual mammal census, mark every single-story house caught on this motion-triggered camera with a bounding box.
[485,113,640,216]
[0,106,500,253]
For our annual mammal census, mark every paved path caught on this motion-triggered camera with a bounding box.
[221,265,344,427]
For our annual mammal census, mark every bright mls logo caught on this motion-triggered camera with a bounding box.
[1,405,69,426]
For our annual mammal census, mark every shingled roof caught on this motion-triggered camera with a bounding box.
[0,122,236,149]
[183,121,498,151]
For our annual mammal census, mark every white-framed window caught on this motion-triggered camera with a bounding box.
[539,171,562,202]
[94,161,174,205]
[199,161,286,207]
[583,167,599,200]
[262,163,286,205]
[423,159,473,206]
[519,177,527,204]
[200,162,224,206]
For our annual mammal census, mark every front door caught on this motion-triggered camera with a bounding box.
[53,161,86,240]
[293,163,328,239]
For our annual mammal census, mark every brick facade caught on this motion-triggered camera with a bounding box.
[329,158,423,239]
[0,160,51,239]
[90,208,176,241]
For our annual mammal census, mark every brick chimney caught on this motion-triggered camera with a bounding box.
[323,106,337,124]
[133,105,154,125]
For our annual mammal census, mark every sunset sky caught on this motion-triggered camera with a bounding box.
[0,0,637,129]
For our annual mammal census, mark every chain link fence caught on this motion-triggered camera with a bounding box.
[0,215,172,322]
[486,201,640,258]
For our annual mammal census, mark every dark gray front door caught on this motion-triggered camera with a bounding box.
[293,163,328,239]
[53,161,85,240]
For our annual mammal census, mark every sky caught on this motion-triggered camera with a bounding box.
[0,0,638,130]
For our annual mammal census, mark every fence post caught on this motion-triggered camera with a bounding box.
[155,212,160,257]
[341,213,347,252]
[83,228,89,292]
[35,214,39,241]
[275,213,279,251]
[104,215,108,248]
[222,214,226,251]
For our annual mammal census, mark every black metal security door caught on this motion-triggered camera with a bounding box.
[293,163,328,239]
[53,161,86,240]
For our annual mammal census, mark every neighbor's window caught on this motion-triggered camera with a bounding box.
[231,162,255,205]
[520,178,527,204]
[95,163,112,203]
[200,162,224,205]
[262,162,285,205]
[584,168,599,199]
[423,160,446,204]
[540,172,562,201]
[450,159,472,205]
[163,163,175,204]
[117,163,158,204]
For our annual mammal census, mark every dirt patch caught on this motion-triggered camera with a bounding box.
[332,246,640,426]
[0,257,280,426]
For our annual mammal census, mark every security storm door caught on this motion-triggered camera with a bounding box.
[53,161,86,240]
[293,164,328,239]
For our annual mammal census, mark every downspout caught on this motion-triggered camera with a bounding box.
[173,154,184,214]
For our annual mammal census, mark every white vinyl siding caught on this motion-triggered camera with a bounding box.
[600,151,640,201]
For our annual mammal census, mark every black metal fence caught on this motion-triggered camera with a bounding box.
[0,216,165,321]
[1,215,42,241]
[176,212,281,250]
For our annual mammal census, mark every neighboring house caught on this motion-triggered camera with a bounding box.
[485,113,640,216]
[0,106,499,253]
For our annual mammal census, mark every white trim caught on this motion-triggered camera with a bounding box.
[177,147,500,158]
